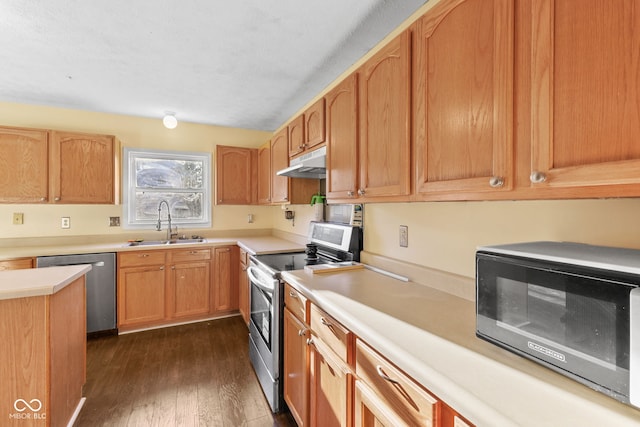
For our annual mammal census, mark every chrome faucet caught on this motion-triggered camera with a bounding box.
[156,200,177,241]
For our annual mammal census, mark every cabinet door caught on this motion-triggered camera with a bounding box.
[257,141,272,204]
[414,0,514,197]
[289,115,306,158]
[326,74,359,200]
[238,248,249,325]
[530,0,640,192]
[213,246,238,312]
[0,126,49,203]
[271,128,290,203]
[309,336,352,427]
[358,30,411,199]
[284,308,309,427]
[354,380,409,427]
[50,131,117,204]
[117,265,166,327]
[216,145,257,205]
[305,98,326,150]
[170,261,211,318]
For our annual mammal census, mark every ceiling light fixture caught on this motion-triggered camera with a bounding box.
[162,112,178,129]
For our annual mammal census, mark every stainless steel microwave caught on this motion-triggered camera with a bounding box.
[476,241,640,408]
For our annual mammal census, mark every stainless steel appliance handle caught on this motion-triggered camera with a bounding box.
[630,287,640,407]
[247,266,277,294]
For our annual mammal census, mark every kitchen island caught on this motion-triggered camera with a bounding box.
[0,265,90,427]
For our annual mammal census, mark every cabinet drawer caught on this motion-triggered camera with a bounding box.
[0,258,33,270]
[284,283,307,323]
[310,304,351,364]
[356,339,438,426]
[119,251,167,267]
[170,248,211,263]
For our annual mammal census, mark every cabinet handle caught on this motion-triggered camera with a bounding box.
[357,188,365,196]
[306,337,314,346]
[347,191,354,197]
[171,266,175,270]
[489,176,504,188]
[376,365,399,385]
[140,254,149,258]
[289,291,298,299]
[189,251,199,255]
[530,171,547,184]
[40,197,47,201]
[298,328,307,337]
[54,197,61,201]
[320,317,333,328]
[284,197,288,201]
[160,266,165,270]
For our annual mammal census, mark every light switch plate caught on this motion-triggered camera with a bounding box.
[399,225,408,247]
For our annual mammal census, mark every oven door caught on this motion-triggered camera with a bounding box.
[247,262,281,380]
[477,251,637,403]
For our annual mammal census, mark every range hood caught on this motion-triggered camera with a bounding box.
[276,146,326,179]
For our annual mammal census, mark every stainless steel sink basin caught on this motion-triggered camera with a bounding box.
[126,238,206,247]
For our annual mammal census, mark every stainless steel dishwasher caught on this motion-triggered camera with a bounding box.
[37,252,116,336]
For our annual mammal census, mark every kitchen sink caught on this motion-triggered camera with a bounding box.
[126,238,206,247]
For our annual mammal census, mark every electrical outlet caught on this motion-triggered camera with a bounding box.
[61,217,70,229]
[109,216,121,227]
[12,213,24,225]
[399,225,408,247]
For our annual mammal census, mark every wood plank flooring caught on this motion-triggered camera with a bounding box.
[76,316,297,427]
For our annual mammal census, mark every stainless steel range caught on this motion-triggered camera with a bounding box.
[247,221,362,412]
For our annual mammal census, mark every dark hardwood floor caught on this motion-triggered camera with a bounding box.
[76,316,297,427]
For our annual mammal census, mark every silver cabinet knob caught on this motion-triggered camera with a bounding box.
[347,190,354,197]
[54,197,61,201]
[357,188,365,196]
[40,197,46,201]
[298,328,307,336]
[489,176,504,188]
[530,171,547,184]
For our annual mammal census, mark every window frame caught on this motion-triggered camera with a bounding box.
[122,147,212,229]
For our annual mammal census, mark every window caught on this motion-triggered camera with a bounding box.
[123,148,211,229]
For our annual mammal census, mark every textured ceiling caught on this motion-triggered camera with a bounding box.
[0,0,427,131]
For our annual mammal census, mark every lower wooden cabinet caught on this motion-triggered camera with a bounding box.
[238,247,250,325]
[168,248,212,319]
[282,283,475,427]
[117,245,238,331]
[284,308,310,427]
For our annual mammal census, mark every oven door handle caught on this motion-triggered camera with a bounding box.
[247,266,277,294]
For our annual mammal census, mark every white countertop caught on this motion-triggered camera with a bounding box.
[0,235,305,260]
[0,264,91,300]
[281,268,640,427]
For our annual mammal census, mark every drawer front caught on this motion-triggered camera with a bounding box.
[356,339,438,426]
[310,304,351,363]
[0,258,33,270]
[119,250,167,267]
[170,248,212,263]
[284,283,307,323]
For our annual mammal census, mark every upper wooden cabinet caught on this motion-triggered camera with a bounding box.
[326,74,359,199]
[358,30,412,199]
[257,141,272,204]
[414,0,514,198]
[271,126,319,204]
[50,131,119,204]
[0,126,119,204]
[271,127,291,203]
[0,126,49,203]
[216,145,257,205]
[289,98,326,158]
[288,115,305,158]
[528,0,640,194]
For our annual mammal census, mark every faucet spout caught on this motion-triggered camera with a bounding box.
[157,200,174,241]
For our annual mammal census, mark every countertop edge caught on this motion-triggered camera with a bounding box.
[0,264,92,300]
